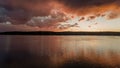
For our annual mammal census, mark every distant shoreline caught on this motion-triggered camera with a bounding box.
[0,31,120,36]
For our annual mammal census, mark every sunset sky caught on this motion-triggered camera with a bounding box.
[0,0,120,32]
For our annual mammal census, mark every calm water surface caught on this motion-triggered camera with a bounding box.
[0,35,120,68]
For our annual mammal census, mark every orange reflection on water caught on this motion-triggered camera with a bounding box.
[2,35,120,67]
[47,36,120,66]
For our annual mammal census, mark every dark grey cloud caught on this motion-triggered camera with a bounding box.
[0,7,31,24]
[0,0,55,24]
[0,7,8,22]
[0,0,54,16]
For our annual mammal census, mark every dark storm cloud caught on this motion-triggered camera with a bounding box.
[0,0,120,25]
[0,0,120,16]
[0,0,54,16]
[58,0,119,8]
[0,7,31,24]
[0,7,8,22]
[56,0,120,15]
[0,0,56,24]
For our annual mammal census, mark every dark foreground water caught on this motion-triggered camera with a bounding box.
[0,35,120,68]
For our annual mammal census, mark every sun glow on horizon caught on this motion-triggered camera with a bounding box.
[53,10,120,32]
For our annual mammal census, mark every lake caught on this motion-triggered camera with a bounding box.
[0,35,120,68]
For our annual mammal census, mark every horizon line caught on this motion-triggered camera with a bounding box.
[0,31,120,36]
